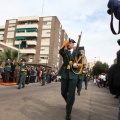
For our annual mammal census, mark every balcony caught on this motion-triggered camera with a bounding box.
[20,49,36,54]
[8,27,15,31]
[41,33,51,37]
[16,28,37,32]
[0,26,5,29]
[14,41,21,45]
[0,48,3,52]
[43,17,52,21]
[0,31,4,34]
[18,16,39,21]
[9,20,16,24]
[26,40,37,46]
[42,25,51,29]
[17,24,38,29]
[0,37,3,40]
[7,35,14,38]
[16,32,37,37]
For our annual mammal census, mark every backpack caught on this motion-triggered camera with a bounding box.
[107,0,120,34]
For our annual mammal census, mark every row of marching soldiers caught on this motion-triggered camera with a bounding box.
[0,59,59,89]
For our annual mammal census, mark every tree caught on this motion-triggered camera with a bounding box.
[92,61,109,76]
[0,49,27,64]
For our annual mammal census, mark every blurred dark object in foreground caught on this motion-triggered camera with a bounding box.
[117,39,120,46]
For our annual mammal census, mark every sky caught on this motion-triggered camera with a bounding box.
[0,0,120,66]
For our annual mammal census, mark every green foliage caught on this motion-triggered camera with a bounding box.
[0,49,27,64]
[92,61,109,76]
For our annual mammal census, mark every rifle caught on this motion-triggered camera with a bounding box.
[74,32,82,63]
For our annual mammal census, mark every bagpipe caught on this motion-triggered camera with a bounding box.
[67,32,84,74]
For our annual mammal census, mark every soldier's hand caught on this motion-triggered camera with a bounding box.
[73,63,78,68]
[61,40,69,49]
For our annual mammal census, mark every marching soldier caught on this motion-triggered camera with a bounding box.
[18,60,27,89]
[41,67,46,86]
[76,50,84,96]
[58,34,83,120]
[83,67,90,90]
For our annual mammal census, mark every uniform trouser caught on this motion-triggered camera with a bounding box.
[1,72,5,82]
[30,76,36,83]
[9,71,14,82]
[47,77,50,83]
[42,77,46,85]
[5,71,10,82]
[84,78,88,89]
[61,78,78,115]
[119,96,120,120]
[77,78,83,94]
[18,72,26,88]
[25,76,30,84]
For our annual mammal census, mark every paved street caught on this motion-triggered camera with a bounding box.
[0,81,118,120]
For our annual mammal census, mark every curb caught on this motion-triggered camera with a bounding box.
[0,82,17,86]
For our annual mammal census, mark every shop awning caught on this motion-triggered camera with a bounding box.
[15,36,37,40]
[16,28,25,32]
[16,28,37,32]
[15,36,25,40]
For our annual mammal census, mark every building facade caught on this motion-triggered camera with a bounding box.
[0,16,68,69]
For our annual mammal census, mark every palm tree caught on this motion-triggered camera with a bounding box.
[0,49,27,64]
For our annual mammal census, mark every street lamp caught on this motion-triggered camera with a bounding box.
[17,40,21,61]
[46,57,49,66]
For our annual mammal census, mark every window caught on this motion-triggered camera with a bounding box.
[7,39,13,43]
[42,30,51,34]
[41,38,50,45]
[58,46,60,50]
[0,29,4,32]
[29,55,34,58]
[7,31,14,36]
[43,21,47,25]
[0,35,3,37]
[40,47,49,54]
[43,21,51,25]
[9,24,16,28]
[39,55,49,64]
[40,56,49,59]
[59,38,61,42]
[28,55,34,62]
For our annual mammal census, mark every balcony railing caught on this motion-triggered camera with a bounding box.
[17,24,38,29]
[26,40,37,45]
[20,49,36,54]
[15,40,37,46]
[0,37,3,40]
[18,16,39,21]
[16,32,38,37]
[0,31,4,34]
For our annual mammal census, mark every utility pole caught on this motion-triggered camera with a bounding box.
[17,40,21,61]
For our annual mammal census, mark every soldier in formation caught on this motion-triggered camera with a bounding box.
[58,37,83,120]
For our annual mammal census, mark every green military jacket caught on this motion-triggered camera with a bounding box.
[5,61,11,72]
[78,74,84,80]
[58,47,83,80]
[20,64,27,74]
